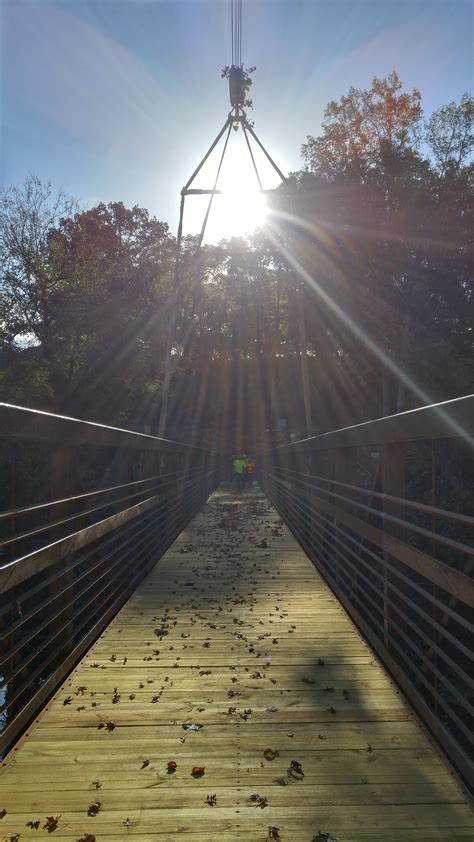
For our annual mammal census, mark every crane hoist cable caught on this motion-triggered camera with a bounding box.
[231,0,242,67]
[158,0,287,439]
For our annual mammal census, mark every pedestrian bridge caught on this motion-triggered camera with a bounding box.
[0,399,472,840]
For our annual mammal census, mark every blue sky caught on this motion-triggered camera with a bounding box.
[1,0,472,233]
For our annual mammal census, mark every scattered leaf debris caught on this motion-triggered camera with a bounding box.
[87,802,102,816]
[268,827,281,840]
[205,794,217,806]
[44,815,61,832]
[263,748,279,761]
[250,794,268,808]
[191,766,206,777]
[26,819,40,829]
[167,760,177,774]
[98,720,116,731]
[288,759,304,779]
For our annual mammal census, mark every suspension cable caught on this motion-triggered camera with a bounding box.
[231,0,242,66]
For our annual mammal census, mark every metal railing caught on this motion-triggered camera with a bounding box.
[259,395,474,790]
[0,403,217,754]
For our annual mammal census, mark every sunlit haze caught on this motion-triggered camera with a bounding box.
[184,141,272,242]
[1,0,472,235]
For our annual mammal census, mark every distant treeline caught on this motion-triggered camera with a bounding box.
[1,73,472,445]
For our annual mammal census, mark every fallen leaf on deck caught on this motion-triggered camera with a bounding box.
[0,809,6,819]
[288,759,304,779]
[77,835,96,842]
[91,780,102,789]
[191,766,206,777]
[275,778,288,786]
[250,794,268,808]
[26,819,40,829]
[268,827,281,840]
[367,743,373,752]
[312,834,338,842]
[205,794,217,806]
[87,802,102,817]
[182,723,202,731]
[122,818,133,827]
[112,688,120,704]
[98,720,116,731]
[141,759,150,769]
[263,748,279,761]
[44,815,61,832]
[167,761,177,773]
[63,696,72,706]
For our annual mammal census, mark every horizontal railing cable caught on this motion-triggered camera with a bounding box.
[268,468,473,557]
[276,466,474,527]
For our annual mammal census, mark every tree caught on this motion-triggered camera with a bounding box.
[426,94,473,177]
[0,176,77,348]
[0,184,176,428]
[295,76,474,415]
[301,71,422,181]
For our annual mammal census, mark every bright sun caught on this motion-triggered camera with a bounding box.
[183,141,268,243]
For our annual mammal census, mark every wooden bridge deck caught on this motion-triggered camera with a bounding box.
[1,491,471,841]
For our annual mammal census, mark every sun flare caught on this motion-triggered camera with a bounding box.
[183,141,269,242]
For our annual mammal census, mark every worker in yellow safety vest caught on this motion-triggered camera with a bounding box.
[233,455,246,492]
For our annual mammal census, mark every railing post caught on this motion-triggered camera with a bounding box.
[334,447,353,595]
[48,446,76,662]
[381,442,405,652]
